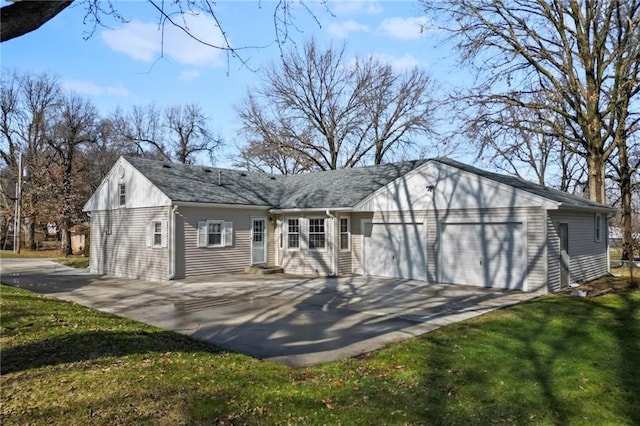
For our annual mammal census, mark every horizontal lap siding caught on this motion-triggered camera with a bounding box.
[548,211,608,285]
[180,206,266,276]
[351,212,373,275]
[89,207,169,282]
[280,214,334,276]
[547,215,561,293]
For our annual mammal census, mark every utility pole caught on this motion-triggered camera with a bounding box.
[13,152,22,254]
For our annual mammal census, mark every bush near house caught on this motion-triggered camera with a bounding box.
[1,280,638,425]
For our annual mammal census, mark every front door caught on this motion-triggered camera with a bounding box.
[559,223,570,288]
[251,218,266,265]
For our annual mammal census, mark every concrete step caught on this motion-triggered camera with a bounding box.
[244,265,284,275]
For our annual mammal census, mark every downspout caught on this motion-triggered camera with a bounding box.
[326,209,337,277]
[168,205,178,280]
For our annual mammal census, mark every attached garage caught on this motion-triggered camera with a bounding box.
[439,221,527,290]
[362,221,427,280]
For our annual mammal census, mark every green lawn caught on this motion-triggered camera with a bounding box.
[1,283,639,425]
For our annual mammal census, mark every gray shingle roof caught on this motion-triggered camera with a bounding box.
[125,156,612,211]
[433,157,614,211]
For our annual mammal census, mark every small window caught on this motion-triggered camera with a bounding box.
[146,219,166,248]
[594,213,602,242]
[287,218,300,249]
[308,218,326,250]
[197,220,233,248]
[339,217,350,251]
[119,183,126,206]
[153,221,163,247]
[208,222,223,247]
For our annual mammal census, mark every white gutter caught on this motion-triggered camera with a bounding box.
[175,201,270,210]
[168,205,178,280]
[325,209,338,276]
[270,207,353,214]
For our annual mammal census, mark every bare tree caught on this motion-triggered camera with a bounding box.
[44,94,98,255]
[236,39,436,172]
[0,71,61,249]
[165,104,220,164]
[113,103,221,165]
[423,0,640,257]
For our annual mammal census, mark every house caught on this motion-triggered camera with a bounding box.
[83,156,616,293]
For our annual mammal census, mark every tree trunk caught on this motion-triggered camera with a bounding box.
[61,226,72,256]
[23,215,36,250]
[617,136,634,261]
[587,153,606,204]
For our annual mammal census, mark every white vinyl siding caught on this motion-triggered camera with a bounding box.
[179,206,266,276]
[279,215,335,276]
[89,206,169,282]
[548,210,608,288]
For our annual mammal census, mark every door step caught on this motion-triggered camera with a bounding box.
[244,265,284,275]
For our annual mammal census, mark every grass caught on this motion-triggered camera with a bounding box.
[0,249,89,269]
[1,282,639,425]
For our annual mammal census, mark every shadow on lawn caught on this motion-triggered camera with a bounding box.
[416,292,640,424]
[0,330,223,374]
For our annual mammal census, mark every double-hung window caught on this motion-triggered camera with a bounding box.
[118,183,126,206]
[287,218,300,249]
[308,218,326,250]
[197,220,233,248]
[146,219,167,248]
[339,217,350,251]
[208,221,223,247]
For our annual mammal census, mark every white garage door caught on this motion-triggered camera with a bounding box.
[363,222,426,280]
[440,222,526,290]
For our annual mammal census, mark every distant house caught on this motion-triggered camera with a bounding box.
[83,156,615,293]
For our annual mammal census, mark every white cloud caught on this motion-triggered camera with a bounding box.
[377,16,432,40]
[369,53,423,71]
[179,69,202,81]
[61,80,130,97]
[329,0,383,16]
[101,14,226,67]
[327,20,370,38]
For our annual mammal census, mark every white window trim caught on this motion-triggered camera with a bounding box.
[339,216,351,252]
[146,219,167,249]
[308,217,326,251]
[594,213,602,243]
[286,217,301,251]
[197,220,233,248]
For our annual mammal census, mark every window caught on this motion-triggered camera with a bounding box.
[339,217,350,251]
[197,220,233,248]
[118,183,126,206]
[595,213,602,242]
[287,218,300,249]
[146,220,166,248]
[208,222,223,246]
[153,221,163,247]
[308,218,326,250]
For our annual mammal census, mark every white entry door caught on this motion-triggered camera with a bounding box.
[363,221,427,280]
[251,218,266,265]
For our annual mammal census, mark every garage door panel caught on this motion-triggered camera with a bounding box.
[363,222,426,281]
[440,222,526,290]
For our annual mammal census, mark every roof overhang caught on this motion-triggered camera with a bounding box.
[555,203,618,214]
[269,207,353,214]
[174,201,270,210]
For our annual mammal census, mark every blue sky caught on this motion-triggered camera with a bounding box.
[1,0,467,166]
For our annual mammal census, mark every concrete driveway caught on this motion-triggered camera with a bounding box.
[0,258,538,367]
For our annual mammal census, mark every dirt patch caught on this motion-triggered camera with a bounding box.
[564,274,639,297]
